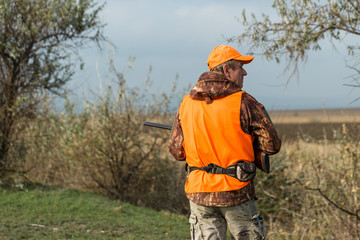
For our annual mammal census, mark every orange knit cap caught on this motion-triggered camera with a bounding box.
[207,45,254,70]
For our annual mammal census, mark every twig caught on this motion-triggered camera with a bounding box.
[296,179,360,220]
[344,84,360,88]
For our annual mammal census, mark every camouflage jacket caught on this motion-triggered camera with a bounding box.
[169,71,281,207]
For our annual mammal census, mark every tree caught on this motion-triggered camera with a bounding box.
[228,0,360,88]
[0,0,105,178]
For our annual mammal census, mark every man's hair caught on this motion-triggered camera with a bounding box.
[210,59,239,74]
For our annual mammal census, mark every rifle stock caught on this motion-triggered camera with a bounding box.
[144,121,270,174]
[254,150,270,174]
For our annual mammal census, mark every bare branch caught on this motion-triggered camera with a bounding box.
[296,179,360,220]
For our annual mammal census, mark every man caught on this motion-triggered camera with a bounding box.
[169,45,281,240]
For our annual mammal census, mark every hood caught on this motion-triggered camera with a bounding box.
[189,72,242,104]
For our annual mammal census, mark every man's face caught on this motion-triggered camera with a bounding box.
[224,61,247,89]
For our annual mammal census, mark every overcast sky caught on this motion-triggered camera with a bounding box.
[71,0,360,111]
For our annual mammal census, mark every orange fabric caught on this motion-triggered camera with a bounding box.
[207,45,254,70]
[179,91,254,193]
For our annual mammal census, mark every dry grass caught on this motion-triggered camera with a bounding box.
[264,138,360,239]
[256,112,360,239]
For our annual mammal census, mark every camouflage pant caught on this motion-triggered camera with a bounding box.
[189,199,267,240]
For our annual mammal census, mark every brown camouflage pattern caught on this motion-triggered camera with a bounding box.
[189,71,242,104]
[186,181,256,207]
[169,71,281,207]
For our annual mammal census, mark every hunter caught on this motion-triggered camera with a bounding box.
[169,45,281,240]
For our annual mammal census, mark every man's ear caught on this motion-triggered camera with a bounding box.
[223,64,230,78]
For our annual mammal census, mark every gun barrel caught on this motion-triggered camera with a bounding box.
[144,122,172,130]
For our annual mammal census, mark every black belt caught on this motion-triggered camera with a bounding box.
[187,161,256,182]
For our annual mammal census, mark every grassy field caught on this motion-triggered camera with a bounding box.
[0,185,189,239]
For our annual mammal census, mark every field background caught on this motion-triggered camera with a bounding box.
[271,108,360,142]
[270,108,360,123]
[1,106,359,239]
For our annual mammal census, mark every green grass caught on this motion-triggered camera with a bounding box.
[0,185,189,239]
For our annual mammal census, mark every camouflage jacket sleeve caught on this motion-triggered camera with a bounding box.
[168,110,186,161]
[241,92,281,155]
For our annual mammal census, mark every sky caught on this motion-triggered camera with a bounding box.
[70,0,360,111]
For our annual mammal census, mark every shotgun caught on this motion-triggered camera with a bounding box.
[144,121,270,174]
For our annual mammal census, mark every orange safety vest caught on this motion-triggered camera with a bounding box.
[179,91,254,193]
